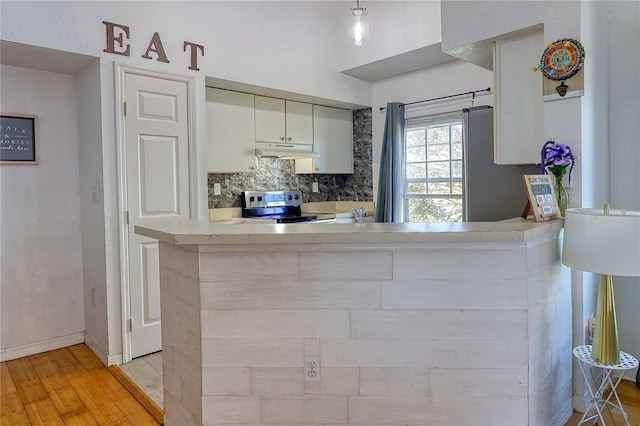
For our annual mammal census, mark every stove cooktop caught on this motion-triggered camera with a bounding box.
[241,190,335,223]
[267,213,320,223]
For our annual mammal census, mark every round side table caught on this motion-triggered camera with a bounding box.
[573,345,639,426]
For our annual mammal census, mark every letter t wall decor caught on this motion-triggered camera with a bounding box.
[102,21,205,71]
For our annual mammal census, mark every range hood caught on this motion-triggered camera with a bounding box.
[255,142,320,159]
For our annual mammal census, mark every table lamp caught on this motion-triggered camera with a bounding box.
[562,205,640,365]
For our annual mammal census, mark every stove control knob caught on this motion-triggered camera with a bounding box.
[294,194,299,200]
[249,196,255,202]
[258,196,263,202]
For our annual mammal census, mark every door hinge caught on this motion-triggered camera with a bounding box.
[123,101,127,117]
[125,211,129,224]
[127,319,133,332]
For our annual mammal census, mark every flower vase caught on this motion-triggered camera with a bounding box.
[554,175,569,217]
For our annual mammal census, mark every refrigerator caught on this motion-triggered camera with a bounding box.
[462,106,535,222]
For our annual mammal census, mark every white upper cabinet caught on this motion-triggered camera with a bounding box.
[254,96,285,143]
[206,88,256,173]
[255,96,313,146]
[285,101,313,145]
[207,91,353,174]
[493,29,544,164]
[296,105,353,174]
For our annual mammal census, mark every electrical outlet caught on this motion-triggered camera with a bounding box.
[304,356,320,381]
[213,183,222,195]
[312,182,319,193]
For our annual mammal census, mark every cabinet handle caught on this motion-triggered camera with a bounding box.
[287,137,292,141]
[280,136,285,141]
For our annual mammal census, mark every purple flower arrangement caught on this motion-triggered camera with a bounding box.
[540,140,576,185]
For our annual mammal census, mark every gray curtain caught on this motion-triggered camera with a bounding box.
[375,102,405,222]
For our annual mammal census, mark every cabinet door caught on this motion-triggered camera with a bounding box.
[494,30,543,164]
[255,96,285,143]
[285,101,313,146]
[296,106,353,174]
[206,88,256,172]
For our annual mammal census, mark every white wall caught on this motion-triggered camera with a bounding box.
[0,1,372,107]
[574,0,607,404]
[340,0,442,70]
[0,65,85,360]
[441,0,561,53]
[371,60,493,201]
[605,0,640,379]
[579,0,640,382]
[76,59,115,364]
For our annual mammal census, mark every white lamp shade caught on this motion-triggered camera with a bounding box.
[562,208,640,276]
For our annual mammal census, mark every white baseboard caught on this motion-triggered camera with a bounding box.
[550,398,574,426]
[573,393,586,414]
[0,332,84,362]
[108,352,123,366]
[84,333,122,366]
[623,367,638,382]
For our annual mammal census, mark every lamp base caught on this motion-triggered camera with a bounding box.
[591,275,620,364]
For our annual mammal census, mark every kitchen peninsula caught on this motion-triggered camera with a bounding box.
[135,219,572,426]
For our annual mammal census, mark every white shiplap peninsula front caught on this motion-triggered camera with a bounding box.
[135,219,572,426]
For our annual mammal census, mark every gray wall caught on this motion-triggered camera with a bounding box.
[208,108,373,208]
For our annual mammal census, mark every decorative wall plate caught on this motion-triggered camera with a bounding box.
[539,38,585,81]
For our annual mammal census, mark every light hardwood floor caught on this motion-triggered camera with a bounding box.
[0,344,160,426]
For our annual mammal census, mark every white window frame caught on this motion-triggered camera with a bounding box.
[403,111,463,223]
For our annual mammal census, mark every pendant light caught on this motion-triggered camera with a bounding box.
[349,0,368,46]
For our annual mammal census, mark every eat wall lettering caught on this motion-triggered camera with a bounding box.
[103,21,205,71]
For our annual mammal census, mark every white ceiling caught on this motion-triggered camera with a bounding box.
[443,41,494,71]
[341,43,457,82]
[1,40,97,75]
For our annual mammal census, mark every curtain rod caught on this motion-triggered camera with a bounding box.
[379,87,491,111]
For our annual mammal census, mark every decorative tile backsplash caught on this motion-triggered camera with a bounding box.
[208,108,373,208]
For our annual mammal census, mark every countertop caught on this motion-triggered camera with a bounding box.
[135,218,563,246]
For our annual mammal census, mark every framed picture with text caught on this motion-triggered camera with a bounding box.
[522,174,561,222]
[1,114,38,164]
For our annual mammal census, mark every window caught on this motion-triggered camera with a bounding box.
[404,112,463,223]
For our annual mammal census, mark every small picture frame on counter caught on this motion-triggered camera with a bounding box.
[522,174,561,222]
[1,114,38,165]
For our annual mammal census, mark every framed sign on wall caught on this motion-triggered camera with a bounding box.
[1,114,38,164]
[522,174,561,222]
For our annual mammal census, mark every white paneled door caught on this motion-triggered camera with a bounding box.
[124,71,190,358]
